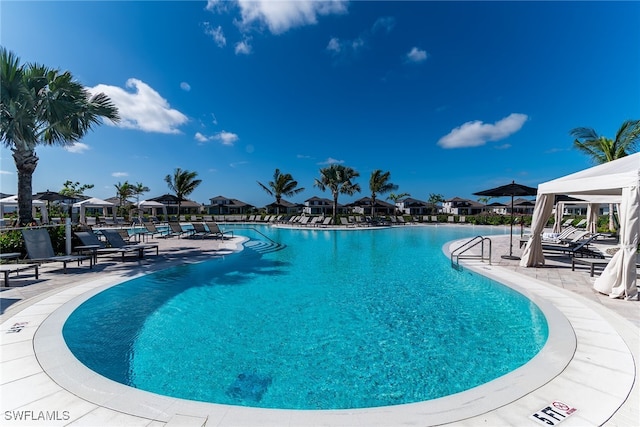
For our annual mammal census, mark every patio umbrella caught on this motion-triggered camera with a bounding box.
[33,190,66,202]
[474,180,538,260]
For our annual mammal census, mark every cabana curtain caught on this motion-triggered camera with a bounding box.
[594,185,639,298]
[520,194,554,266]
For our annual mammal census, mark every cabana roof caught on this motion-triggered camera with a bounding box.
[537,152,639,201]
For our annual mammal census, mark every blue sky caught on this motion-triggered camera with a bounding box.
[1,1,639,208]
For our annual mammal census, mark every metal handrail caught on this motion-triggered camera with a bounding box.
[451,235,492,268]
[229,226,282,247]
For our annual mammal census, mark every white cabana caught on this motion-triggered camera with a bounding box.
[73,197,114,225]
[137,200,168,219]
[520,152,640,300]
[0,195,49,224]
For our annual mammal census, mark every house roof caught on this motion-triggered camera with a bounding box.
[148,194,202,207]
[401,197,431,207]
[265,199,299,208]
[445,197,484,208]
[305,196,334,205]
[207,195,253,208]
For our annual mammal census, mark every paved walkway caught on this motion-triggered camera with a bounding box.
[0,226,637,426]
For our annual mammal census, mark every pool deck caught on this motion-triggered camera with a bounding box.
[0,225,638,426]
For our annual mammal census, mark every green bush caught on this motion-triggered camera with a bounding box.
[0,230,25,255]
[0,226,67,257]
[47,226,66,254]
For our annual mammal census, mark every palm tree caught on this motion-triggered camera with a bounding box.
[571,119,640,230]
[0,48,119,225]
[428,193,445,215]
[387,192,410,214]
[257,169,305,215]
[369,169,398,218]
[114,181,133,216]
[59,180,94,199]
[571,120,640,163]
[314,164,361,221]
[132,182,150,205]
[165,168,202,216]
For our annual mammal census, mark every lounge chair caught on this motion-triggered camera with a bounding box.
[574,219,587,228]
[542,233,603,258]
[99,229,159,258]
[561,218,574,227]
[319,217,333,227]
[21,228,93,273]
[520,226,579,249]
[74,231,140,263]
[190,222,212,238]
[0,263,39,287]
[299,216,310,225]
[204,222,234,239]
[142,222,168,239]
[167,221,191,238]
[308,216,321,227]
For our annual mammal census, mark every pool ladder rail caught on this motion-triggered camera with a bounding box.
[451,236,492,270]
[234,226,286,254]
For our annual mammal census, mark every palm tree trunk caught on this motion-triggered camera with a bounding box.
[12,148,39,225]
[333,193,338,222]
[371,195,376,219]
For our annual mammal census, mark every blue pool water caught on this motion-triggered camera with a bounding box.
[63,225,548,410]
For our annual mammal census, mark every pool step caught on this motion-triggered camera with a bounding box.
[244,240,285,254]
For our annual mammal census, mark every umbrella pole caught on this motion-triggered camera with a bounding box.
[501,194,520,260]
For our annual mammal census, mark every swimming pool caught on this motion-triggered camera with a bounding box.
[63,225,548,410]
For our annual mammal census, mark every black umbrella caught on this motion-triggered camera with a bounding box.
[474,180,538,260]
[33,190,66,202]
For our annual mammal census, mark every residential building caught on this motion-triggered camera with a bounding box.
[205,195,254,215]
[303,196,338,215]
[396,197,437,215]
[347,197,396,215]
[148,194,202,215]
[442,197,484,215]
[264,199,301,215]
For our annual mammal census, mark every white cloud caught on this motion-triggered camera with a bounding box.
[326,17,393,62]
[326,37,341,53]
[297,154,312,159]
[372,16,395,34]
[437,113,528,149]
[230,161,249,168]
[318,157,344,165]
[195,132,209,143]
[406,47,427,63]
[234,0,348,34]
[235,39,252,55]
[0,170,12,175]
[214,131,239,146]
[64,142,90,154]
[87,78,188,134]
[112,172,129,177]
[180,82,191,91]
[203,22,226,47]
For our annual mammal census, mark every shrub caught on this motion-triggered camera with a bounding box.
[0,230,25,255]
